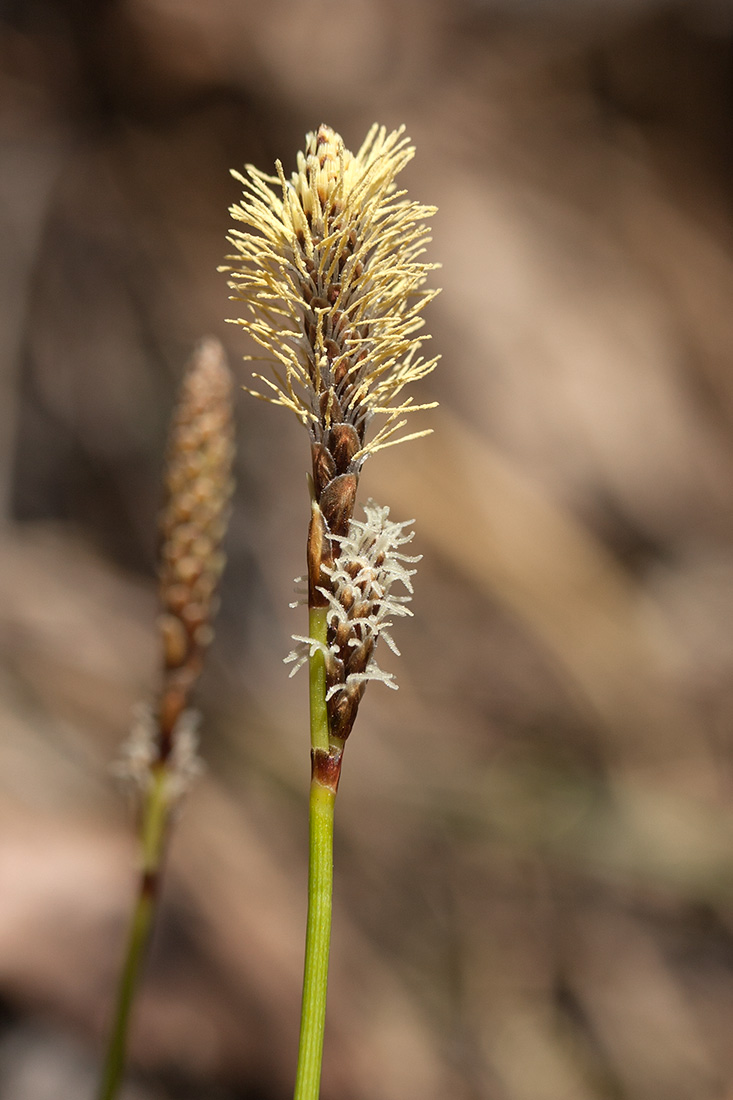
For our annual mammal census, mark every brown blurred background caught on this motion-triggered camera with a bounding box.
[3,0,733,1097]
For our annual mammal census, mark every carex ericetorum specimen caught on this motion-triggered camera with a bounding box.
[223,124,439,1100]
[98,337,235,1100]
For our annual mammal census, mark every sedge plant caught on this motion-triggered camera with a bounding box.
[98,337,235,1100]
[222,123,439,1100]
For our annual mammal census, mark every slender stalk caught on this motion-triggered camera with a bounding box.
[308,607,330,755]
[97,766,170,1100]
[293,774,336,1100]
[293,606,342,1100]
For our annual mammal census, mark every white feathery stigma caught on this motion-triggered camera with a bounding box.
[285,501,419,697]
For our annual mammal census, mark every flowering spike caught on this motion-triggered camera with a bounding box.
[221,124,439,569]
[224,124,436,750]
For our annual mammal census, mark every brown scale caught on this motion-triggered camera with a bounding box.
[295,132,388,743]
[322,558,383,741]
[328,682,365,743]
[298,264,366,605]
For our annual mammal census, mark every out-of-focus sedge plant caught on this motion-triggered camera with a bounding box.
[98,337,235,1100]
[222,124,439,1100]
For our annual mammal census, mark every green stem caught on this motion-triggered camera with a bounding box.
[293,605,342,1100]
[308,607,330,755]
[293,775,336,1100]
[97,764,171,1100]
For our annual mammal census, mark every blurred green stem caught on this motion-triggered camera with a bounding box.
[293,607,341,1100]
[97,764,170,1100]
